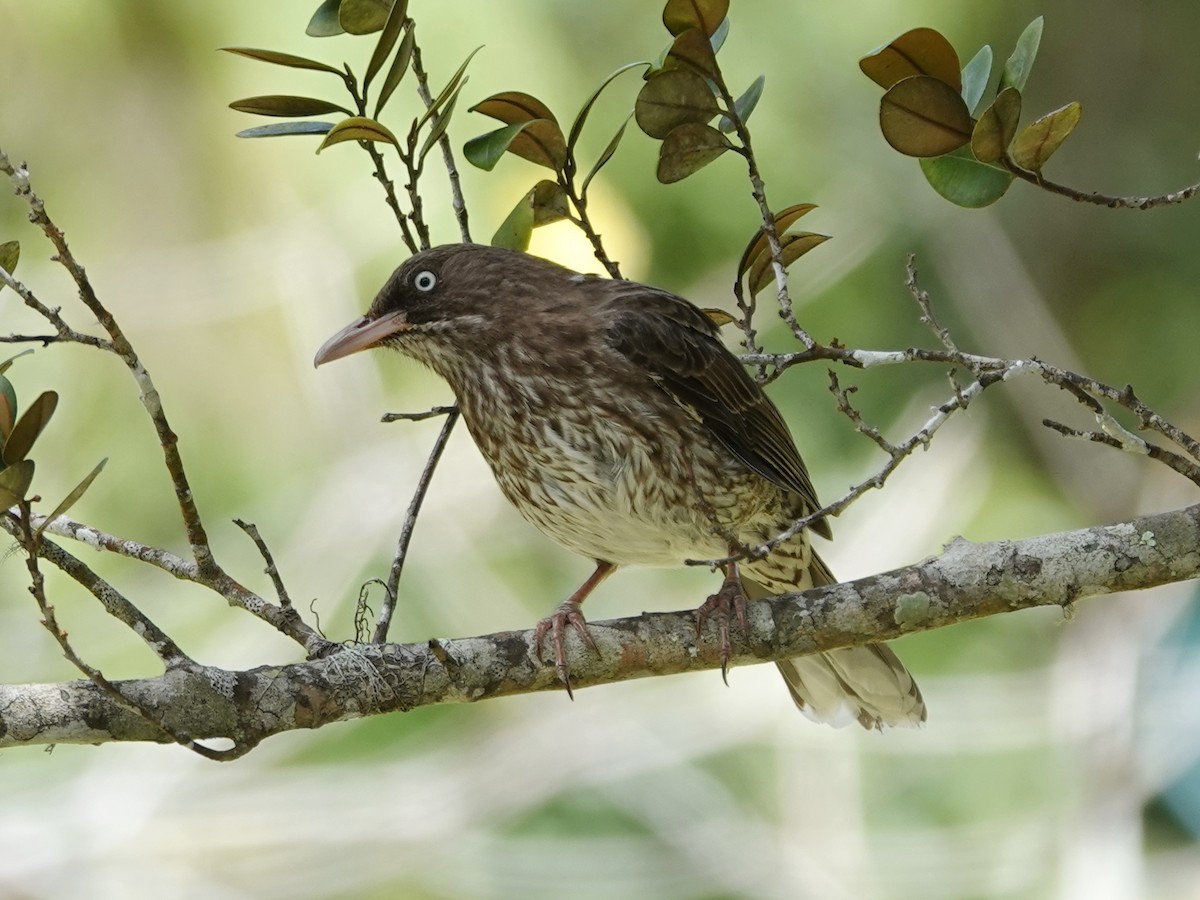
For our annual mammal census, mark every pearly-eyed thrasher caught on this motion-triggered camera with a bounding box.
[315,243,925,728]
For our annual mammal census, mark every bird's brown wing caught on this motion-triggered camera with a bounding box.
[604,284,829,538]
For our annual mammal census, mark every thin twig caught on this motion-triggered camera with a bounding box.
[376,405,461,643]
[1043,419,1200,487]
[381,404,455,423]
[410,29,472,243]
[234,519,293,609]
[1002,157,1200,210]
[905,254,958,353]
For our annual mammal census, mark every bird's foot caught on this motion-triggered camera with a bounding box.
[533,600,598,699]
[695,569,749,685]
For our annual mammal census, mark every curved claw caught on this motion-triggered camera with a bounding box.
[695,569,749,685]
[533,599,597,699]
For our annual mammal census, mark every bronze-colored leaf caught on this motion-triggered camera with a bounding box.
[635,68,719,140]
[971,87,1021,163]
[0,373,15,442]
[36,458,108,538]
[860,27,963,92]
[879,75,973,158]
[0,459,34,510]
[656,122,730,183]
[315,117,399,153]
[229,95,352,118]
[1010,101,1082,172]
[531,180,570,226]
[737,203,818,280]
[365,0,408,89]
[666,27,718,80]
[219,47,343,76]
[662,0,729,37]
[702,308,735,327]
[471,91,559,127]
[339,0,391,35]
[0,240,17,297]
[749,232,831,296]
[374,24,414,117]
[3,390,57,465]
[469,92,567,170]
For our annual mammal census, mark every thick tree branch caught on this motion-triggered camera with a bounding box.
[4,502,1197,753]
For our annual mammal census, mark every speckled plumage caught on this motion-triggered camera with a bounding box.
[317,243,925,729]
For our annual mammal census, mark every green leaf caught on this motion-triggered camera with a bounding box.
[737,202,818,280]
[580,116,630,197]
[530,180,570,226]
[635,68,719,140]
[920,146,1014,208]
[566,62,647,157]
[860,27,962,92]
[960,45,993,114]
[365,0,408,90]
[229,95,352,118]
[416,46,482,131]
[374,24,415,117]
[970,87,1021,163]
[666,27,719,80]
[748,232,830,296]
[491,191,536,251]
[1000,16,1043,94]
[469,91,566,169]
[464,121,539,171]
[1010,101,1082,172]
[236,121,334,139]
[418,83,462,164]
[315,117,399,153]
[306,0,345,36]
[35,458,108,538]
[0,374,15,442]
[720,74,764,132]
[879,75,973,158]
[3,390,57,465]
[339,0,391,35]
[656,122,730,183]
[0,459,34,510]
[0,240,18,295]
[0,350,33,376]
[663,0,729,37]
[219,47,343,76]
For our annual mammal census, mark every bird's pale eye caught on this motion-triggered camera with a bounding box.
[413,270,438,292]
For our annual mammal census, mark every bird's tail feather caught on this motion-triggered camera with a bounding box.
[744,555,926,730]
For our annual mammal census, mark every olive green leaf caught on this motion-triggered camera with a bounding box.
[35,458,108,539]
[702,308,735,327]
[491,190,536,252]
[879,75,973,157]
[365,0,409,90]
[656,122,731,183]
[316,117,399,153]
[229,96,352,118]
[666,27,719,80]
[306,0,344,37]
[748,232,830,296]
[374,25,415,117]
[0,349,33,376]
[1000,16,1044,94]
[339,0,391,35]
[0,240,18,295]
[0,374,15,442]
[960,45,993,114]
[581,116,631,197]
[566,62,647,158]
[720,74,764,132]
[531,180,570,225]
[1011,101,1082,172]
[418,84,463,164]
[3,390,57,465]
[635,69,720,140]
[662,0,729,38]
[860,27,962,92]
[971,87,1021,163]
[236,122,335,139]
[220,47,342,76]
[0,459,34,510]
[919,146,1014,208]
[737,202,817,280]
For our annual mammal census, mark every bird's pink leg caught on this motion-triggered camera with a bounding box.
[695,561,749,684]
[533,561,616,698]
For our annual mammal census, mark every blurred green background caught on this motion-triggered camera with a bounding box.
[3,1,1199,897]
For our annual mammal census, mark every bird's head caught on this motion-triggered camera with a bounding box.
[313,243,576,371]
